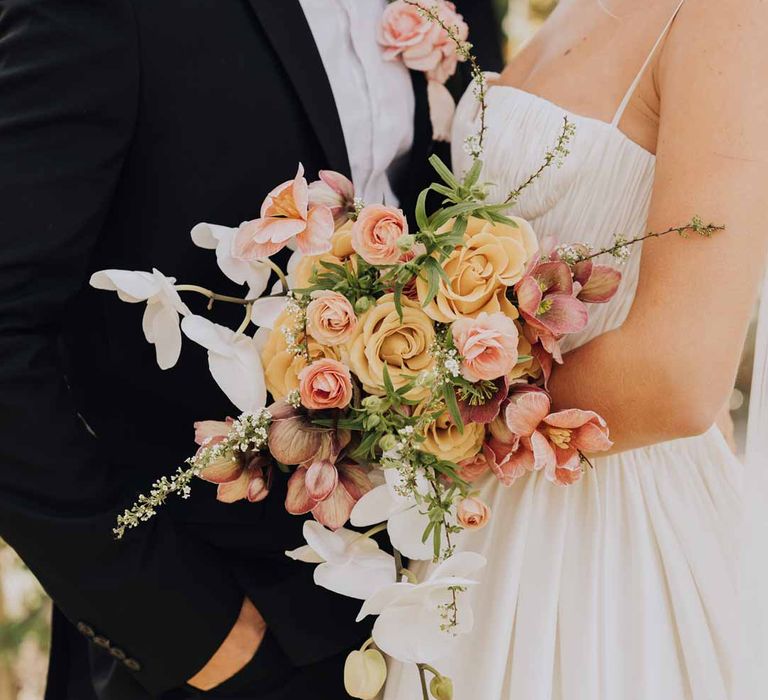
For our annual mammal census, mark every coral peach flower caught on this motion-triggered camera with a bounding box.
[452,312,519,382]
[308,170,356,227]
[503,387,613,484]
[194,420,272,503]
[234,163,334,259]
[299,358,353,410]
[285,460,373,530]
[352,205,409,266]
[306,290,358,346]
[457,449,493,483]
[515,261,589,338]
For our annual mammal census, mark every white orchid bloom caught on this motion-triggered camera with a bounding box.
[191,223,272,300]
[351,467,434,561]
[90,268,190,370]
[356,552,486,665]
[180,315,266,412]
[286,521,395,601]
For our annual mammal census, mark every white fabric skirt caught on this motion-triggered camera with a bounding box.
[384,426,741,700]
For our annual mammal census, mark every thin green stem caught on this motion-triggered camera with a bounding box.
[174,284,250,306]
[418,663,430,700]
[235,303,253,335]
[263,257,290,295]
[576,221,725,262]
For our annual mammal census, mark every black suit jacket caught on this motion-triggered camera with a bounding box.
[0,1,502,698]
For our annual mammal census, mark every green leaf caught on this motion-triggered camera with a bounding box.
[463,158,483,188]
[382,364,396,399]
[393,279,405,321]
[421,520,436,544]
[415,187,430,231]
[430,183,460,201]
[430,201,482,231]
[422,260,441,308]
[443,384,464,434]
[429,154,460,189]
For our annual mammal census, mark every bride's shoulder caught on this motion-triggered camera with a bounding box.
[660,0,768,91]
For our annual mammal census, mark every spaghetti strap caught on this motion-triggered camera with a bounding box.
[611,0,686,127]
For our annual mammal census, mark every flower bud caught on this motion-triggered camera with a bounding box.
[344,649,387,700]
[355,296,374,314]
[362,396,386,413]
[457,496,491,530]
[365,414,382,430]
[397,233,416,252]
[378,434,399,452]
[430,674,454,700]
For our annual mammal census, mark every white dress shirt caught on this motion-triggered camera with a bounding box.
[298,0,415,206]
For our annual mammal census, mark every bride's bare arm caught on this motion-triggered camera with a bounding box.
[547,0,768,453]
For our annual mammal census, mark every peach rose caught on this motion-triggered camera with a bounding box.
[352,204,408,266]
[261,309,341,400]
[417,216,539,322]
[419,405,486,464]
[298,358,353,410]
[306,291,358,346]
[457,449,493,483]
[378,1,468,83]
[452,312,520,382]
[457,496,491,530]
[347,294,434,400]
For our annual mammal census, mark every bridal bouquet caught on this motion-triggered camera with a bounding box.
[92,3,720,698]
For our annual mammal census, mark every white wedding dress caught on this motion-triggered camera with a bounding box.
[384,5,742,699]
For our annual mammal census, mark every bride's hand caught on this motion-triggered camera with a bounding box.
[187,598,266,691]
[548,0,768,454]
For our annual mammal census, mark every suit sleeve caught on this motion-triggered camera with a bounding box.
[0,1,243,693]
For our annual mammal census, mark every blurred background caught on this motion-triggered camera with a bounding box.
[0,0,758,696]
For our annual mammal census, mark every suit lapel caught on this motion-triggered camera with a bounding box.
[247,0,351,177]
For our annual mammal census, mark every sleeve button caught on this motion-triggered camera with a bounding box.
[76,622,95,638]
[109,647,127,661]
[93,636,111,649]
[124,659,141,672]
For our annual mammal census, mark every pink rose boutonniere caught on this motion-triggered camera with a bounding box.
[379,0,470,142]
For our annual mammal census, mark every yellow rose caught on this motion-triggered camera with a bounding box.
[262,309,340,399]
[419,405,486,464]
[347,294,434,400]
[416,215,538,323]
[290,221,356,289]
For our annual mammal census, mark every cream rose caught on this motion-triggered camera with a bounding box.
[419,406,486,464]
[347,294,434,400]
[290,220,356,289]
[417,216,538,322]
[261,309,341,400]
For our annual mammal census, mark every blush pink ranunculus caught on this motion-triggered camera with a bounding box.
[351,204,409,266]
[298,358,353,410]
[285,459,373,530]
[306,290,358,346]
[308,170,356,227]
[451,312,520,382]
[378,1,468,84]
[457,496,491,530]
[504,387,613,484]
[234,163,334,260]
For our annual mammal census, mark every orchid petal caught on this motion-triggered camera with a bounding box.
[250,296,289,330]
[314,556,395,600]
[285,544,325,564]
[90,269,161,303]
[350,484,402,527]
[142,303,182,370]
[387,504,433,561]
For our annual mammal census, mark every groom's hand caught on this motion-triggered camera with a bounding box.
[187,598,266,691]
